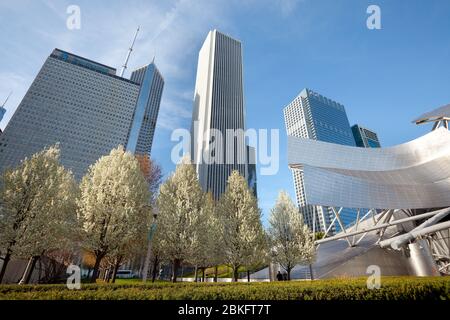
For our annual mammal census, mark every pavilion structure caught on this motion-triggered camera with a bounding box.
[287,104,450,276]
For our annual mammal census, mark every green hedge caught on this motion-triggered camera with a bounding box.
[0,277,448,300]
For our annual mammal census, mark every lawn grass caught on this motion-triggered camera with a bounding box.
[0,276,448,300]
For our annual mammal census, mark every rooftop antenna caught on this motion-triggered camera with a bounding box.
[1,91,12,109]
[120,26,140,77]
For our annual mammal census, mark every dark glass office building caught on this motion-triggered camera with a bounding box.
[284,88,357,234]
[351,124,381,148]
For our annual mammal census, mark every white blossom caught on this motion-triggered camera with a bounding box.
[155,156,204,281]
[268,191,315,280]
[0,146,79,283]
[217,170,266,281]
[77,146,150,282]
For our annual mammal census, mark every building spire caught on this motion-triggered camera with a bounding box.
[120,26,140,77]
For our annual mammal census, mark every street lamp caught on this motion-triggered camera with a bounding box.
[142,206,158,282]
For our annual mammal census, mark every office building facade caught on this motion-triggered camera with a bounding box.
[351,124,381,148]
[191,30,249,199]
[0,106,5,135]
[0,49,163,179]
[127,64,164,155]
[284,88,357,233]
[0,107,5,123]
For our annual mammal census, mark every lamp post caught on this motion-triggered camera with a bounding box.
[142,206,158,282]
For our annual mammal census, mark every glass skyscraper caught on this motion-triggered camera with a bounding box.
[0,106,5,123]
[127,64,164,155]
[351,124,381,148]
[0,49,164,179]
[284,88,357,234]
[0,106,5,136]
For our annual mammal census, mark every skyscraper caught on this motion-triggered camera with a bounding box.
[0,107,5,123]
[246,145,257,198]
[127,64,164,155]
[284,88,356,233]
[0,49,163,179]
[351,124,381,148]
[191,30,248,199]
[0,106,5,135]
[0,92,9,124]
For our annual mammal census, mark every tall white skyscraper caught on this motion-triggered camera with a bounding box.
[191,30,248,199]
[0,49,164,179]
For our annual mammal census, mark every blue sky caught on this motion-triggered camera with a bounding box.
[1,0,450,224]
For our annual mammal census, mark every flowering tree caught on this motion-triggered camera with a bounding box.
[0,146,79,284]
[204,193,226,282]
[244,231,270,282]
[135,154,162,202]
[217,170,266,282]
[156,156,204,282]
[268,191,315,280]
[187,192,223,282]
[134,154,162,279]
[146,229,167,282]
[78,146,150,283]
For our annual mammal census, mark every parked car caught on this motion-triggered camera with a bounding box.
[115,270,134,279]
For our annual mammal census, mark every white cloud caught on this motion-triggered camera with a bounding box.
[275,0,302,16]
[0,0,232,131]
[0,0,305,132]
[41,0,67,21]
[81,0,234,131]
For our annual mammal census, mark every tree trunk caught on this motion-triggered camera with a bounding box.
[19,255,39,285]
[111,259,121,283]
[142,241,153,282]
[233,266,239,282]
[0,251,12,284]
[287,268,291,281]
[201,267,205,282]
[106,269,112,283]
[194,265,198,282]
[26,256,38,284]
[214,265,218,282]
[181,264,184,279]
[139,255,145,278]
[247,270,250,282]
[90,252,105,283]
[37,258,43,283]
[103,269,109,281]
[172,259,180,283]
[151,256,158,283]
[309,264,314,280]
